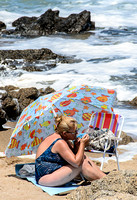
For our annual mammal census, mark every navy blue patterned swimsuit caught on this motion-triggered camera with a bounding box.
[35,138,67,184]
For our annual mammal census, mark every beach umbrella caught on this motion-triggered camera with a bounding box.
[5,85,116,157]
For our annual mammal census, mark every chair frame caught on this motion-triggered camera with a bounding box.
[87,112,124,170]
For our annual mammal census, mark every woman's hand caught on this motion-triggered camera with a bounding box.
[80,134,89,147]
[55,134,89,168]
[74,134,89,153]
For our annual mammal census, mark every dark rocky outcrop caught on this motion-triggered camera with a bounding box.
[2,96,20,120]
[0,21,6,30]
[0,48,81,63]
[7,87,39,114]
[12,16,37,27]
[0,85,55,127]
[0,48,82,74]
[1,9,95,37]
[0,108,7,130]
[67,170,137,200]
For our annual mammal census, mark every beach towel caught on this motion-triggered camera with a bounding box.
[15,163,79,196]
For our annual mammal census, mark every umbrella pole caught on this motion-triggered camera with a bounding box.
[51,105,57,117]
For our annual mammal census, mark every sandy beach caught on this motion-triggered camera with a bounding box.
[0,122,137,200]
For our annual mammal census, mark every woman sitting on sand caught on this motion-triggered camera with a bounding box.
[35,115,106,186]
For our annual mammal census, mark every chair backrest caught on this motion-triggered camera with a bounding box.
[88,112,124,137]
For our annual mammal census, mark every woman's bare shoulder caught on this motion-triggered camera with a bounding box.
[53,138,69,152]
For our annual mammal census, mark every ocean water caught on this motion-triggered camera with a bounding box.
[0,0,137,159]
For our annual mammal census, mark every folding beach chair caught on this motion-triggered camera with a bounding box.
[87,112,124,170]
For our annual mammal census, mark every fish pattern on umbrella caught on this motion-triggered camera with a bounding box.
[5,85,116,157]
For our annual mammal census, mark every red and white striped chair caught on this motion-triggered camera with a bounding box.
[87,112,124,170]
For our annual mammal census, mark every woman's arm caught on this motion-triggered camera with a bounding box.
[73,138,81,154]
[55,134,89,168]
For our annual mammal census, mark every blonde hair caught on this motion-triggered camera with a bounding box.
[55,115,77,135]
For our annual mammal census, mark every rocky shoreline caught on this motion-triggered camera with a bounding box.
[0,48,82,64]
[0,8,136,128]
[0,48,82,78]
[0,9,94,76]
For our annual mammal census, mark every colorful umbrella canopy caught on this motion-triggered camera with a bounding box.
[5,85,116,157]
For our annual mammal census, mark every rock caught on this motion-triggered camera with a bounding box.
[0,48,82,65]
[67,170,137,200]
[0,85,56,121]
[84,191,137,200]
[129,96,137,106]
[22,65,43,72]
[18,87,39,99]
[119,131,134,145]
[39,87,55,96]
[0,88,7,100]
[2,96,20,119]
[0,48,58,61]
[17,87,39,112]
[8,90,19,99]
[12,16,37,27]
[5,85,19,91]
[0,108,7,130]
[0,47,82,76]
[0,21,6,30]
[36,9,95,34]
[2,9,95,37]
[17,87,55,112]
